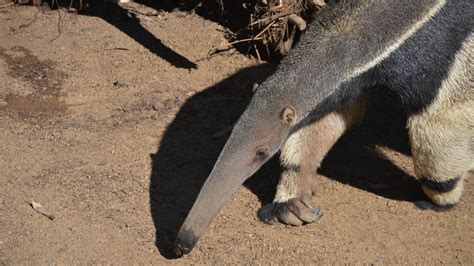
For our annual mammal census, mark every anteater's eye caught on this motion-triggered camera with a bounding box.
[256,147,268,159]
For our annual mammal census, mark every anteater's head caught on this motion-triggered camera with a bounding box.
[174,90,299,256]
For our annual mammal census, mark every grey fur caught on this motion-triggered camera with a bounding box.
[253,0,445,122]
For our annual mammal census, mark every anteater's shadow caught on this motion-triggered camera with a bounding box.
[149,66,420,259]
[149,64,274,259]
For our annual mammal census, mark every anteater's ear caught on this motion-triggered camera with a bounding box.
[281,106,298,127]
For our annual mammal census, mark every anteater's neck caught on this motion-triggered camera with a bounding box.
[255,0,445,122]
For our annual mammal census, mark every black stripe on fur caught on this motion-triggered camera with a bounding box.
[281,163,300,173]
[420,176,460,192]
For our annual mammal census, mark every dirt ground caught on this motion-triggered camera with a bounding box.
[0,4,472,264]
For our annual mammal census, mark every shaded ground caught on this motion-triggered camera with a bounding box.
[0,5,472,264]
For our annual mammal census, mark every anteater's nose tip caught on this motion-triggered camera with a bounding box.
[174,230,198,257]
[174,241,191,257]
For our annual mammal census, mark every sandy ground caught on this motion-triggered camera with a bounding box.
[0,3,472,264]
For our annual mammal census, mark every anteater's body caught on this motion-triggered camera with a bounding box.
[174,0,473,256]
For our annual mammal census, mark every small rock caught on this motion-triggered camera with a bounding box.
[186,90,197,97]
[113,80,127,89]
[152,103,161,111]
[0,99,7,107]
[163,99,174,109]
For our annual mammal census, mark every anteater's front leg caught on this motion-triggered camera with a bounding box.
[258,97,366,226]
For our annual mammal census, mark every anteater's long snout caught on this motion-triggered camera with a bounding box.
[173,136,286,255]
[172,130,256,256]
[173,160,249,257]
[173,99,293,256]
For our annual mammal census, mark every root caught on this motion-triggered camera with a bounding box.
[287,13,306,31]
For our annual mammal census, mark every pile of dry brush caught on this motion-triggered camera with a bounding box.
[210,0,326,59]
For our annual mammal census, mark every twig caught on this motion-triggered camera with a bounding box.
[253,42,261,61]
[250,10,294,27]
[19,10,41,29]
[126,7,159,17]
[208,37,263,56]
[278,25,296,55]
[0,2,14,9]
[189,1,202,14]
[217,0,224,14]
[49,7,62,42]
[254,20,276,39]
[264,42,271,58]
[274,0,284,9]
[224,37,263,46]
[106,47,130,51]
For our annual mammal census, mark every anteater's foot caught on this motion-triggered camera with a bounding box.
[413,176,463,212]
[258,197,322,226]
[414,199,456,212]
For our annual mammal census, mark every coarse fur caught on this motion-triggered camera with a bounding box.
[259,96,367,226]
[257,0,447,121]
[175,0,473,255]
[263,0,473,224]
[407,34,474,207]
[276,95,366,203]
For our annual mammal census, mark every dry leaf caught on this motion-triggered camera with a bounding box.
[31,200,55,220]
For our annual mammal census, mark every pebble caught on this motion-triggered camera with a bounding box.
[163,99,174,109]
[0,99,7,107]
[113,80,128,89]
